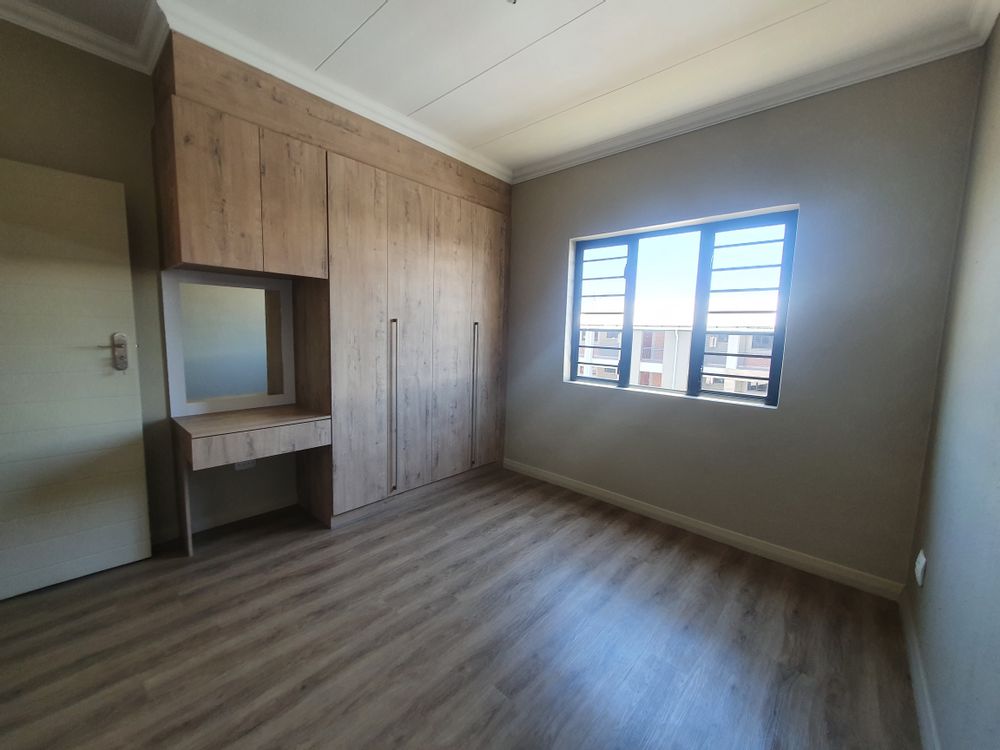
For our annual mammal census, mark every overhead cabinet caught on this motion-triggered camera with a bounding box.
[260,129,328,278]
[155,95,328,278]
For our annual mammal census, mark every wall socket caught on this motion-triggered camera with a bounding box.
[914,549,927,587]
[234,460,256,471]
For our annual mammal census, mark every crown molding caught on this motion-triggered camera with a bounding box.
[0,0,168,73]
[510,10,999,183]
[156,0,512,183]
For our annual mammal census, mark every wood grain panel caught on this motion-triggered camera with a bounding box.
[260,128,328,278]
[168,96,263,271]
[328,153,389,514]
[187,420,331,471]
[292,277,332,527]
[470,203,509,466]
[387,174,435,494]
[292,280,332,416]
[172,428,193,557]
[152,100,181,268]
[296,446,332,529]
[0,468,920,749]
[173,406,331,440]
[264,290,284,395]
[160,33,510,215]
[431,192,473,481]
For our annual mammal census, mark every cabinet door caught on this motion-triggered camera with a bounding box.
[387,174,435,494]
[260,129,328,278]
[328,153,389,514]
[470,202,508,466]
[170,97,263,271]
[431,192,473,481]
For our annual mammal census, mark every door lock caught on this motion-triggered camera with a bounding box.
[110,332,128,371]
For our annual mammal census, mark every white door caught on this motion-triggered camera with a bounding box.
[0,158,150,600]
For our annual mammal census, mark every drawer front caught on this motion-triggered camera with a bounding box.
[190,419,331,470]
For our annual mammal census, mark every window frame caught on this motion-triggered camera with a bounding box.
[569,209,797,407]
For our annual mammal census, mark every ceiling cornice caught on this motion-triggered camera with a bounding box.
[156,0,513,183]
[510,10,999,183]
[0,0,168,73]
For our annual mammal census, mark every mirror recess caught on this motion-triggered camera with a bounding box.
[162,270,296,416]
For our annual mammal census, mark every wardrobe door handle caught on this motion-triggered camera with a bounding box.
[471,321,479,466]
[389,318,398,492]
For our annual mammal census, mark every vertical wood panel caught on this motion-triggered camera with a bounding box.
[152,100,181,269]
[264,290,284,395]
[328,153,389,514]
[261,128,328,278]
[471,203,509,466]
[171,96,263,271]
[431,192,473,480]
[172,427,193,556]
[387,174,435,493]
[293,277,332,526]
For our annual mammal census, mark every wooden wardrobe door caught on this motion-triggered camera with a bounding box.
[328,153,389,514]
[168,96,263,271]
[260,129,328,278]
[387,174,434,494]
[470,202,508,467]
[431,192,473,481]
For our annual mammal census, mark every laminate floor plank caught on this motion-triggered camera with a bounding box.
[0,467,920,750]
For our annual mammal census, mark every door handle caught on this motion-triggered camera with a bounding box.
[389,318,398,492]
[471,321,479,466]
[110,332,128,371]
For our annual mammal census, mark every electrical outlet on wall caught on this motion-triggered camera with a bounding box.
[914,549,927,587]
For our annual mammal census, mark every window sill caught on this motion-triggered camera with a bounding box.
[564,377,777,409]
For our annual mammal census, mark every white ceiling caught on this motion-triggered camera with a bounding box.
[4,1,999,182]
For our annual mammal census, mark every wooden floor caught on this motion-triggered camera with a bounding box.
[0,467,919,750]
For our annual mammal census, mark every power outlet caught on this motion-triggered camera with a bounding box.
[234,459,256,472]
[914,549,927,587]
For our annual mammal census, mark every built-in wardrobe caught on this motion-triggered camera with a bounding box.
[327,155,507,514]
[153,33,509,534]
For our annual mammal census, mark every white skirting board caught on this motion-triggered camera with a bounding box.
[503,459,904,601]
[900,599,941,750]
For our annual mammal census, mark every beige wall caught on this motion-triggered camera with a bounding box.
[0,21,295,543]
[507,51,982,585]
[904,26,1000,750]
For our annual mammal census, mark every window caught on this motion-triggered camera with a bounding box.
[569,210,796,406]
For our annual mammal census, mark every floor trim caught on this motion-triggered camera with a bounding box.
[900,597,941,750]
[503,458,904,600]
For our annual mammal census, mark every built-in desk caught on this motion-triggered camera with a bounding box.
[172,405,332,555]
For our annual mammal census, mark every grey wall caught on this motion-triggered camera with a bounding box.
[0,21,295,543]
[507,51,982,585]
[905,26,1000,750]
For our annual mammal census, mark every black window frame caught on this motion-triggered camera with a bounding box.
[569,209,797,407]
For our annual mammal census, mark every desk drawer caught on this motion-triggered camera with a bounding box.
[188,418,331,470]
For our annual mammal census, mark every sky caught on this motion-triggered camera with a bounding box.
[580,225,785,330]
